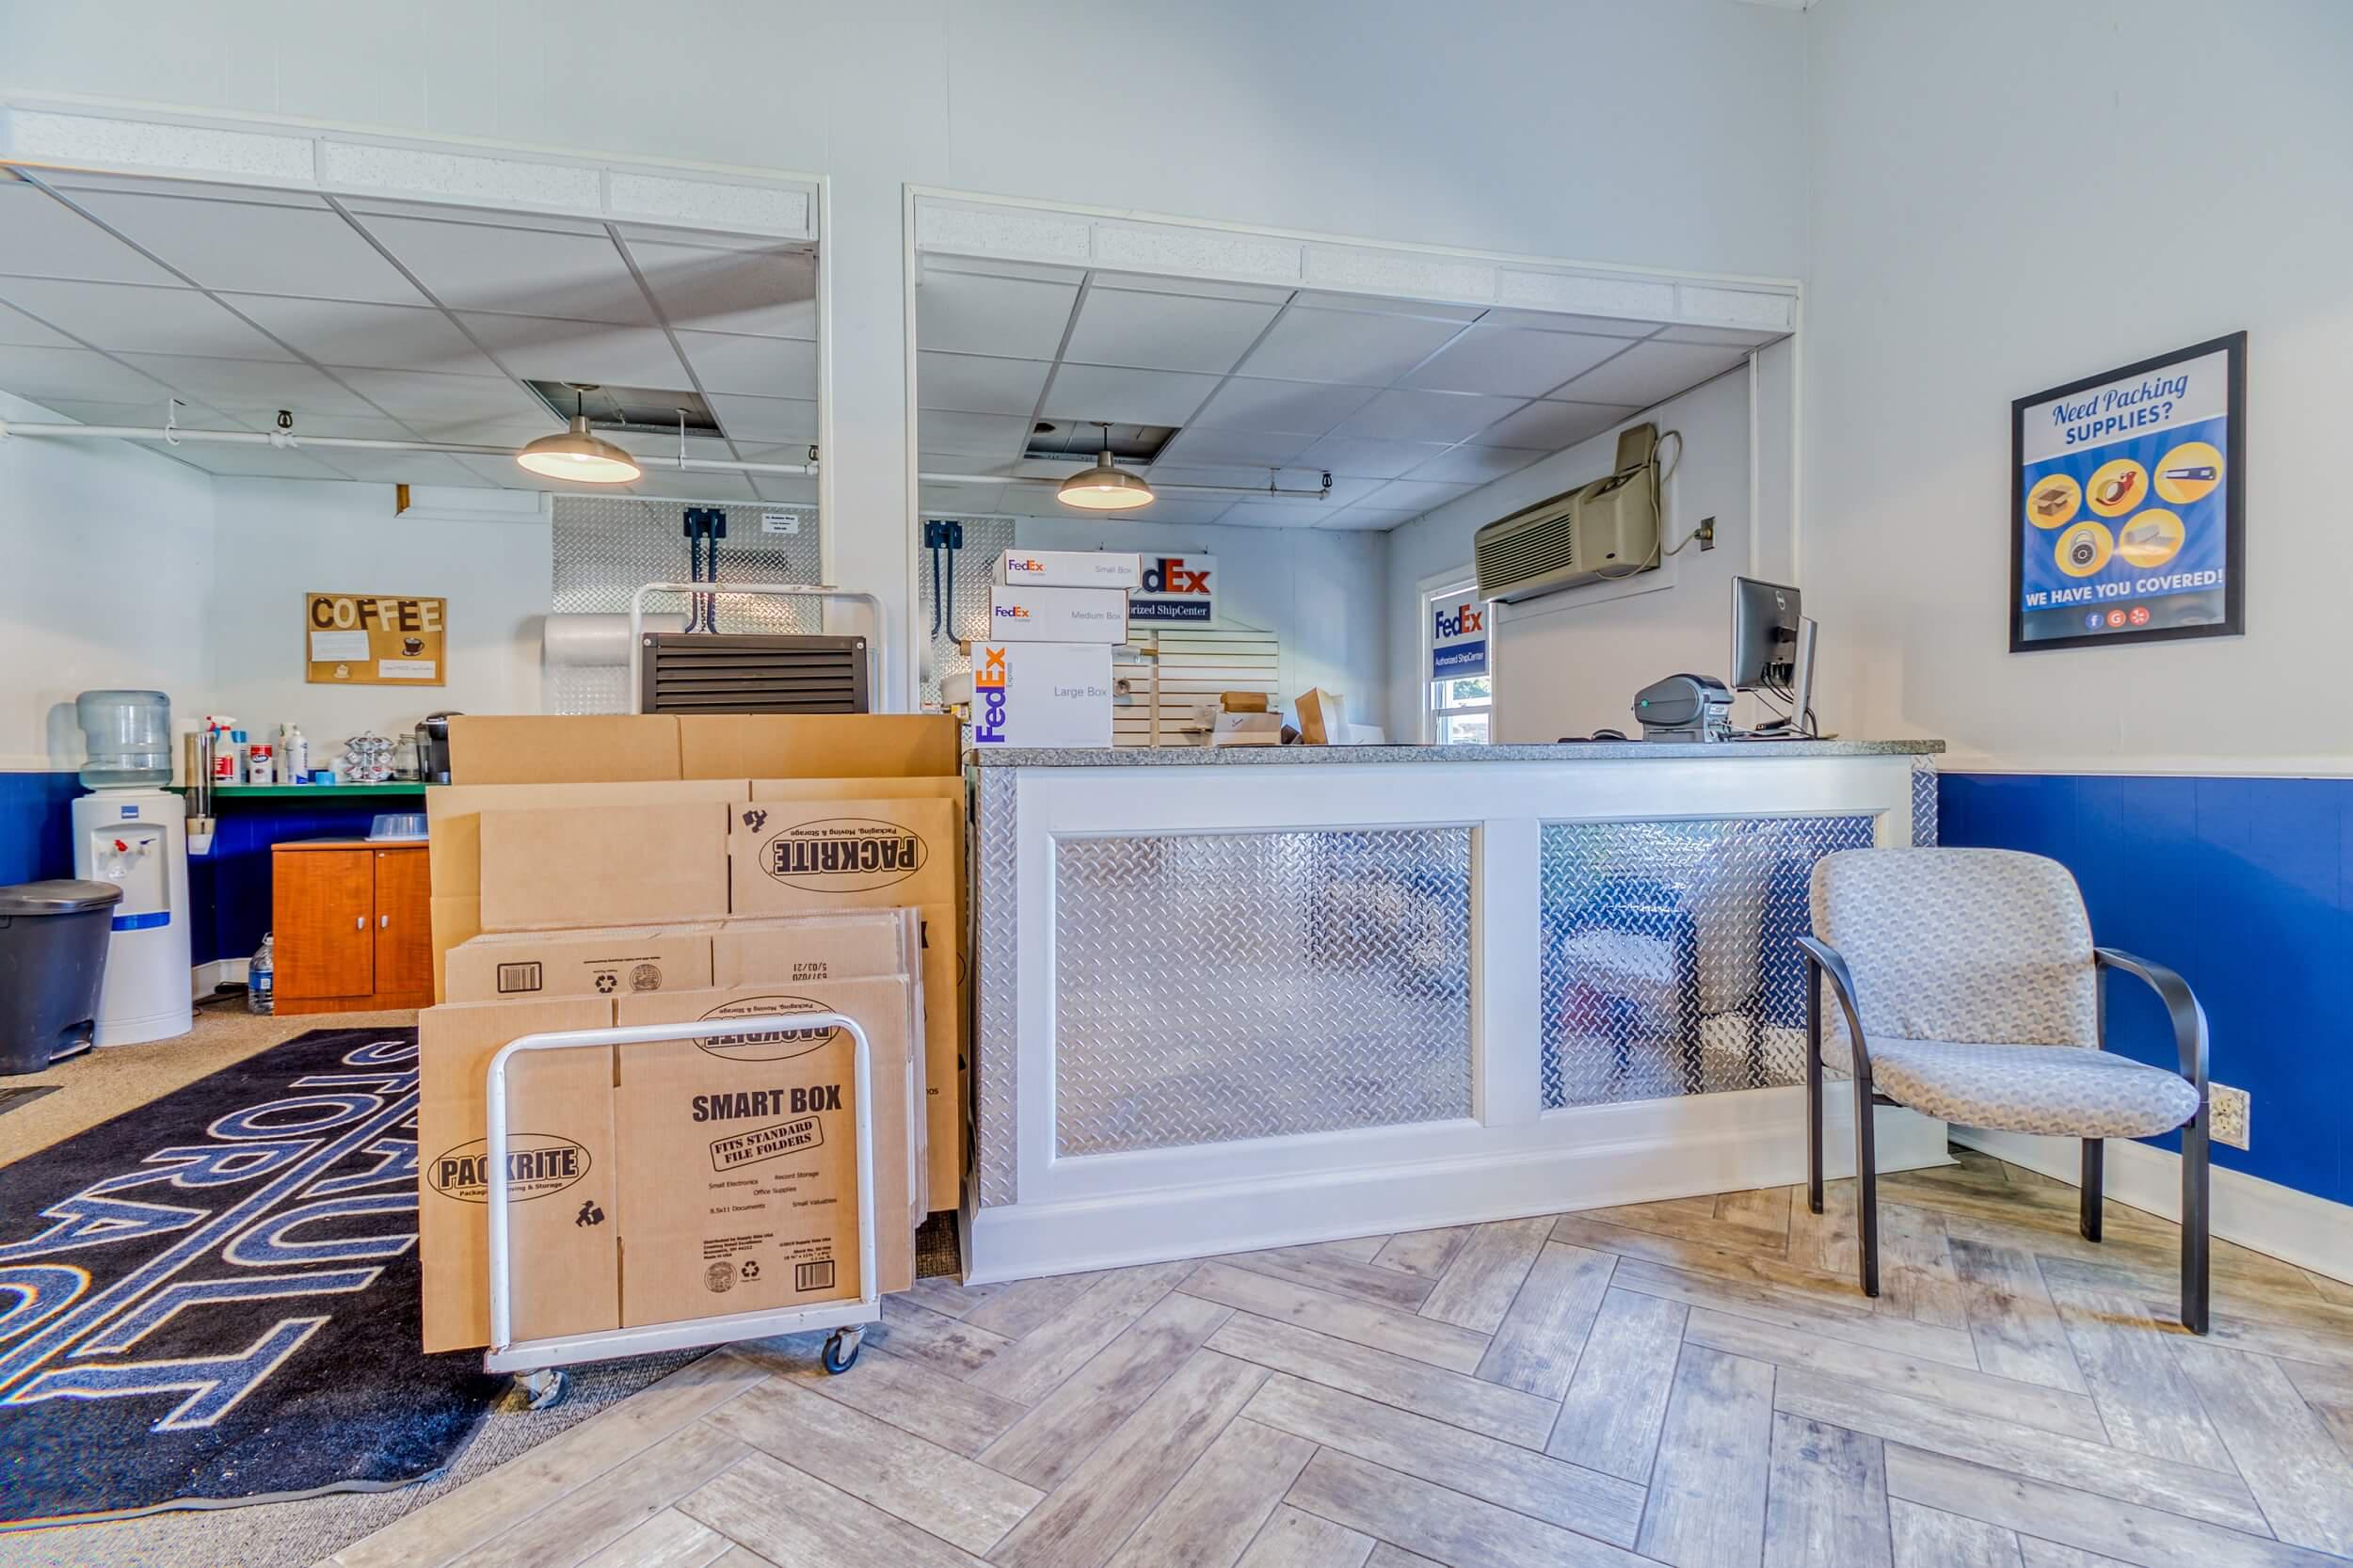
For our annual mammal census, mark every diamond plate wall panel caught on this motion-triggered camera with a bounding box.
[972,767,1022,1208]
[919,516,1016,709]
[549,496,823,713]
[1052,829,1473,1156]
[1539,816,1875,1109]
[1911,760,1940,847]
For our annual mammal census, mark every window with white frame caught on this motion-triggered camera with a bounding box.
[1424,578,1494,744]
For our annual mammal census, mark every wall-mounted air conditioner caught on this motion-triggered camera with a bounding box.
[1473,424,1660,602]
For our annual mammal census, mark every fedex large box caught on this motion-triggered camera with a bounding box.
[969,642,1113,748]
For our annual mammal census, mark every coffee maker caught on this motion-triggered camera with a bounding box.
[415,712,461,785]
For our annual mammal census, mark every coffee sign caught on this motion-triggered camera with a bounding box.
[304,591,447,686]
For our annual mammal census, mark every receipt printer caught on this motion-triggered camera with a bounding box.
[1633,673,1732,741]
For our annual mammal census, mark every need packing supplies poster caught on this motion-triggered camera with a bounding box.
[2011,333,2244,650]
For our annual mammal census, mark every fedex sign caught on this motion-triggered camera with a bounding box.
[1431,595,1489,680]
[1128,554,1217,624]
[971,645,1011,744]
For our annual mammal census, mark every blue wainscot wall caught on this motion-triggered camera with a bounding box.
[0,771,79,885]
[1940,772,2349,1209]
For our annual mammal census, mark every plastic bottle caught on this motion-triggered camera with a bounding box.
[230,729,249,784]
[248,934,276,1015]
[247,741,276,787]
[281,725,310,782]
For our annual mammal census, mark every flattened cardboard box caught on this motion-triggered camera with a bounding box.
[728,797,955,919]
[679,714,959,781]
[917,903,963,1201]
[449,714,680,784]
[711,910,912,990]
[479,801,730,932]
[616,979,922,1305]
[418,997,618,1352]
[446,924,715,1003]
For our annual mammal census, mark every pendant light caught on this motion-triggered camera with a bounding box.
[1056,423,1155,511]
[516,384,642,485]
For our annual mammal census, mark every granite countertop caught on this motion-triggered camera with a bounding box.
[968,739,1945,767]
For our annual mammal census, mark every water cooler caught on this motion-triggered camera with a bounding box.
[72,691,194,1045]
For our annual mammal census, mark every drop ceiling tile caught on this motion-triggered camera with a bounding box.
[1554,340,1749,408]
[1366,478,1478,512]
[1038,363,1219,426]
[922,481,1004,513]
[0,184,182,285]
[15,396,232,428]
[1064,288,1279,376]
[919,409,1029,458]
[1190,376,1379,438]
[229,296,504,376]
[1401,326,1626,398]
[629,241,816,338]
[1655,323,1780,347]
[360,216,652,324]
[919,351,1050,416]
[707,393,821,445]
[1218,499,1329,529]
[121,355,383,415]
[72,193,428,304]
[674,330,818,400]
[629,469,760,503]
[48,172,328,206]
[1241,307,1465,385]
[1469,398,1638,449]
[1292,435,1453,480]
[1332,388,1524,443]
[343,199,606,236]
[0,279,292,360]
[457,313,689,389]
[1153,426,1313,468]
[273,413,426,441]
[1114,496,1235,526]
[0,302,77,349]
[920,450,1018,479]
[1095,272,1294,306]
[0,345,174,403]
[921,256,1089,286]
[1225,472,1385,507]
[604,430,739,461]
[311,449,480,485]
[404,415,565,446]
[1316,507,1422,531]
[1293,291,1484,322]
[752,472,820,505]
[917,271,1079,360]
[1142,462,1281,491]
[452,455,540,488]
[136,440,349,479]
[1478,308,1660,339]
[328,367,551,423]
[1404,444,1548,485]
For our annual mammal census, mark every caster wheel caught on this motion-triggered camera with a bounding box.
[519,1368,568,1411]
[821,1328,863,1375]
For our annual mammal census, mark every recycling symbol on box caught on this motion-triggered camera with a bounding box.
[740,1260,761,1281]
[594,971,618,994]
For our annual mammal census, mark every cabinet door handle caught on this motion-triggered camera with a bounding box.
[355,916,365,931]
[379,914,390,930]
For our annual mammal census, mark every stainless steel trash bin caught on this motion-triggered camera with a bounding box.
[0,879,125,1075]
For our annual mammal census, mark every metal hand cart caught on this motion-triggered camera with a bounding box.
[482,1012,880,1409]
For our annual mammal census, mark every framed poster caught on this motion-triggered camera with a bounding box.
[305,592,447,685]
[1128,554,1217,624]
[2011,332,2245,652]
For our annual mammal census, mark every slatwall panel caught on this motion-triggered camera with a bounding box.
[1114,626,1282,748]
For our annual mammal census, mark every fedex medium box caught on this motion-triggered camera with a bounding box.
[994,549,1143,589]
[984,584,1128,644]
[969,642,1113,748]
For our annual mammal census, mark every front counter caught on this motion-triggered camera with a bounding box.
[964,739,1950,1282]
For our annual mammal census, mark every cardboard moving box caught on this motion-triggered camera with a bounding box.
[418,997,619,1352]
[680,714,958,781]
[449,714,681,783]
[728,797,955,920]
[616,980,922,1304]
[712,910,913,989]
[479,801,729,932]
[447,925,716,1003]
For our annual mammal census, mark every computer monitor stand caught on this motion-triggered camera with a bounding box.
[1743,616,1819,739]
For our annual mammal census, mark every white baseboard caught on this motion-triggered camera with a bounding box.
[967,1089,1948,1285]
[193,957,248,998]
[1953,1127,2353,1289]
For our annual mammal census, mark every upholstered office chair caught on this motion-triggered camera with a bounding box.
[1798,848,2212,1334]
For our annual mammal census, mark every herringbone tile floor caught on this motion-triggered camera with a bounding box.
[325,1148,2353,1568]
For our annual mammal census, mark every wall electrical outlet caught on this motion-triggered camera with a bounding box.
[2208,1083,2251,1150]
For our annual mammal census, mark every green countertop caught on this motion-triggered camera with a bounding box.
[178,782,431,799]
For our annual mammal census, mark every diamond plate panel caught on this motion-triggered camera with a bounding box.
[919,515,1016,709]
[973,767,1021,1208]
[1052,829,1473,1156]
[1540,816,1875,1109]
[1911,759,1940,847]
[549,495,824,713]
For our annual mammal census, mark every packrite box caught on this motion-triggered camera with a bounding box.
[728,796,955,919]
[984,584,1129,645]
[994,549,1143,589]
[616,979,922,1310]
[478,801,729,932]
[417,996,618,1352]
[446,925,715,1003]
[968,641,1113,748]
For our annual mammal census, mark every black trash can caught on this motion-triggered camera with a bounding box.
[0,879,125,1076]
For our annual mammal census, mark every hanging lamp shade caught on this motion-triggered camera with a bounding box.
[516,414,642,484]
[1055,425,1154,510]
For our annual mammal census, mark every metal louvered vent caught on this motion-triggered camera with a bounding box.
[1474,494,1578,600]
[638,632,870,713]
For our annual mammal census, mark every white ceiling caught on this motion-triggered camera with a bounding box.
[0,168,819,503]
[916,258,1778,532]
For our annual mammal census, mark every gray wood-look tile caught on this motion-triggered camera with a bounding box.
[757,1343,1027,1457]
[573,1508,737,1568]
[963,1272,1109,1339]
[1474,1240,1613,1399]
[2040,1272,2234,1470]
[1765,1412,1893,1568]
[1889,1498,2025,1568]
[1608,1256,1982,1368]
[1371,1226,1470,1281]
[1214,1244,1434,1311]
[980,1290,1233,1492]
[1546,1286,1687,1481]
[1879,1202,1971,1332]
[966,1262,1194,1405]
[1178,1261,1490,1373]
[1103,1417,1313,1568]
[1205,1309,1557,1448]
[871,1292,1016,1378]
[2172,1336,2353,1556]
[1235,1506,1376,1568]
[680,1450,988,1568]
[1637,1343,1776,1568]
[443,1422,749,1568]
[1948,1238,2091,1394]
[1418,1216,1552,1333]
[1285,1448,1651,1568]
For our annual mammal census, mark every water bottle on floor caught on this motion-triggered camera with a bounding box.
[248,934,275,1015]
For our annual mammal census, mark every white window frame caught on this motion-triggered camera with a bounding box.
[1420,573,1495,744]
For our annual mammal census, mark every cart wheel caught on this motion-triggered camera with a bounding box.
[822,1328,863,1375]
[519,1368,568,1410]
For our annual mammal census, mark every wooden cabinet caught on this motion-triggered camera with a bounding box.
[273,840,434,1014]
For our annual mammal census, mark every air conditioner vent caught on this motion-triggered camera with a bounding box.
[1472,424,1662,602]
[639,633,869,713]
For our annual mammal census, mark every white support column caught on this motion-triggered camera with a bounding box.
[1475,817,1542,1127]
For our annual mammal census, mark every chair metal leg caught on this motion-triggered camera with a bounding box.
[2080,1139,2105,1242]
[1804,963,1824,1216]
[2182,1115,2211,1335]
[1854,1082,1881,1299]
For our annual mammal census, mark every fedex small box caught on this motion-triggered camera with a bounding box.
[984,584,1129,644]
[994,550,1144,589]
[969,642,1114,748]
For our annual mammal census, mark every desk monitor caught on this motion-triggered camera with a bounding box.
[1730,576,1801,693]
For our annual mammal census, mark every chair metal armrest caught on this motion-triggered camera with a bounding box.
[1796,935,1874,1078]
[2094,947,2210,1095]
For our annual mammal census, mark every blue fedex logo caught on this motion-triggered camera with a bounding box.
[971,646,1012,744]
